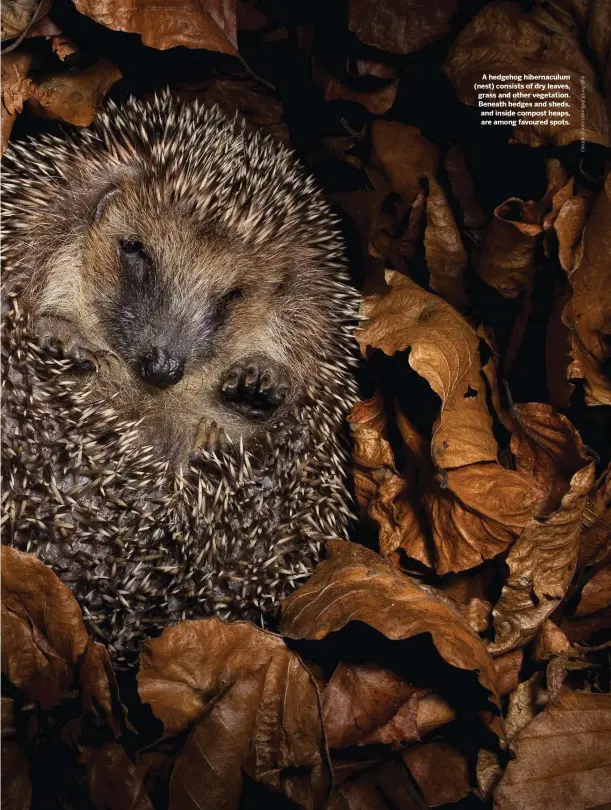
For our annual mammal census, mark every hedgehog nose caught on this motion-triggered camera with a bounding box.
[138,347,185,388]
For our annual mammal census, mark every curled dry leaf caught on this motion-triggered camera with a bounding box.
[490,461,595,655]
[562,172,611,405]
[281,540,502,739]
[444,145,487,230]
[474,198,542,299]
[0,0,50,41]
[27,59,122,127]
[327,761,427,810]
[494,691,611,810]
[368,123,467,309]
[503,673,542,744]
[348,0,458,55]
[403,741,470,807]
[531,620,570,662]
[84,743,154,810]
[74,0,238,54]
[321,663,427,750]
[493,650,523,696]
[1,51,34,154]
[443,1,609,147]
[575,565,611,617]
[79,640,130,737]
[138,618,330,810]
[312,58,399,116]
[1,546,88,708]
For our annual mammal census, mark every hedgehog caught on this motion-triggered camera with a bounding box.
[1,91,359,667]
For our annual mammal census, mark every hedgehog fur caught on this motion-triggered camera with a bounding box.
[1,92,359,667]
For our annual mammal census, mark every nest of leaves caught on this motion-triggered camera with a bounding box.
[2,1,610,809]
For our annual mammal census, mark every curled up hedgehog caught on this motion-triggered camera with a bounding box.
[1,92,359,666]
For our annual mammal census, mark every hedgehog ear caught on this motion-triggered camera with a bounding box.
[93,187,122,225]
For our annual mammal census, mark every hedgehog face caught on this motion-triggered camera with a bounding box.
[23,182,326,459]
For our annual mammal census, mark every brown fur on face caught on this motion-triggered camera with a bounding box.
[23,180,332,463]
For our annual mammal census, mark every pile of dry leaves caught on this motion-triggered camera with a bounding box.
[2,0,610,808]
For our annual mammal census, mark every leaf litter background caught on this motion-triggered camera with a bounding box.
[2,0,611,808]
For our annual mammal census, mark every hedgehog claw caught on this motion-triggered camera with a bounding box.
[35,316,103,373]
[192,419,231,457]
[221,355,289,420]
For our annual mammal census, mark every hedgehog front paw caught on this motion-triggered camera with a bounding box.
[191,419,231,459]
[221,355,289,420]
[35,316,103,373]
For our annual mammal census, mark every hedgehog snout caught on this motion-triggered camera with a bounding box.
[138,346,185,388]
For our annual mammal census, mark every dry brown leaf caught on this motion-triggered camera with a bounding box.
[321,663,426,750]
[490,461,595,655]
[281,540,502,739]
[0,0,50,40]
[348,0,458,55]
[80,640,130,736]
[443,1,608,147]
[368,124,467,308]
[416,693,457,735]
[74,0,238,54]
[327,761,428,810]
[1,546,88,708]
[531,620,571,662]
[84,744,154,810]
[1,739,31,810]
[504,673,542,744]
[349,393,429,565]
[494,650,524,696]
[27,59,122,127]
[494,691,611,810]
[444,146,487,229]
[562,172,611,405]
[312,58,399,115]
[403,741,471,807]
[138,618,330,810]
[1,51,34,154]
[474,198,542,299]
[575,565,611,617]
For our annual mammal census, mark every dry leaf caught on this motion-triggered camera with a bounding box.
[1,740,32,810]
[403,741,470,807]
[138,618,330,810]
[490,461,595,655]
[1,51,34,154]
[79,640,130,736]
[321,663,426,750]
[1,546,88,708]
[312,58,399,116]
[348,0,458,55]
[74,0,238,54]
[443,1,609,147]
[444,146,487,229]
[84,744,154,810]
[531,620,571,662]
[575,565,611,617]
[27,59,122,126]
[281,540,502,739]
[327,761,427,810]
[494,691,611,810]
[562,172,611,405]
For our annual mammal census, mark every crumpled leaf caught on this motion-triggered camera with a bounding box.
[321,663,427,750]
[0,0,50,40]
[562,172,611,405]
[368,123,468,309]
[1,51,33,154]
[84,744,154,810]
[312,57,399,115]
[490,461,595,655]
[138,618,330,810]
[474,197,543,299]
[575,565,611,617]
[531,620,571,662]
[80,640,130,737]
[1,546,88,708]
[281,540,502,739]
[1,739,31,810]
[74,0,238,53]
[494,691,611,810]
[403,741,470,807]
[27,59,122,127]
[443,1,609,147]
[348,0,458,55]
[444,146,487,229]
[327,761,428,810]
